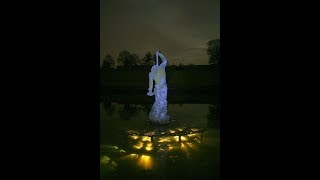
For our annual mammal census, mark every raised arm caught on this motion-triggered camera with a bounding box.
[156,51,168,67]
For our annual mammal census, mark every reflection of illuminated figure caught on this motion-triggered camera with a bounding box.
[147,51,170,123]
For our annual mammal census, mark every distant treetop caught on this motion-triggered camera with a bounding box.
[207,39,220,65]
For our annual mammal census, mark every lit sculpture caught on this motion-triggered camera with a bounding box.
[147,51,170,123]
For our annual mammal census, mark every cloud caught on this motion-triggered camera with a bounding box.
[184,47,207,52]
[100,0,219,65]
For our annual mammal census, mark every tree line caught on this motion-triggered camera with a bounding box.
[102,39,220,69]
[102,51,155,69]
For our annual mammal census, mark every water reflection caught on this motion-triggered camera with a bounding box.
[141,104,152,115]
[102,96,115,116]
[119,104,139,120]
[138,155,153,170]
[207,104,220,128]
[100,95,220,179]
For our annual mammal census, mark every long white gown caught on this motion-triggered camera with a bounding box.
[147,52,170,123]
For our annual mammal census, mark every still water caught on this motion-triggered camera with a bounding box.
[100,95,220,180]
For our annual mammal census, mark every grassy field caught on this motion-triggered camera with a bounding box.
[100,65,219,94]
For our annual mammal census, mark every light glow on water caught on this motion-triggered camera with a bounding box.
[138,155,153,170]
[159,137,171,142]
[141,136,151,142]
[146,143,153,151]
[133,141,144,149]
[131,135,139,140]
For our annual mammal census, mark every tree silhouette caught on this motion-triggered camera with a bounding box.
[131,53,140,65]
[141,52,155,66]
[207,39,220,64]
[117,50,139,67]
[102,54,115,68]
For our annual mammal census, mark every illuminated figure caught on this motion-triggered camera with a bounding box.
[147,51,170,123]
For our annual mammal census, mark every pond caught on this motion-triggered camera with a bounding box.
[100,93,220,180]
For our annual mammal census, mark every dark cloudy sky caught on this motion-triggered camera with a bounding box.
[100,0,220,66]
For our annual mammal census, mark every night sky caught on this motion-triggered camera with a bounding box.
[100,0,220,66]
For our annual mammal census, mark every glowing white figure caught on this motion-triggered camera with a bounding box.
[147,51,170,123]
